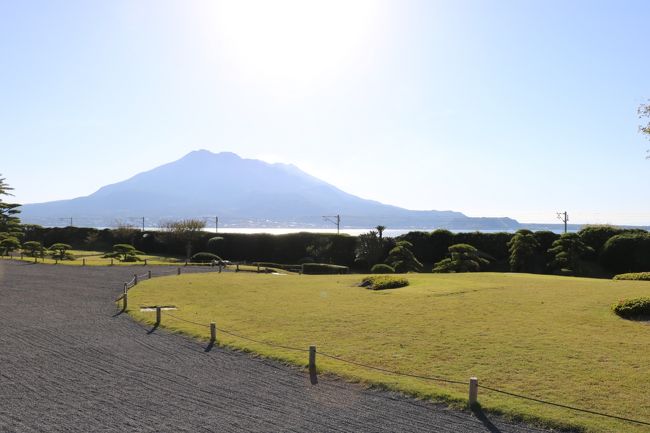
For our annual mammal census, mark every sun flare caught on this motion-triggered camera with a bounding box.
[208,0,384,94]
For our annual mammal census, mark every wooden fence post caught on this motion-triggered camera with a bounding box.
[469,377,479,407]
[156,306,162,326]
[257,263,260,273]
[210,322,216,343]
[309,345,317,384]
[123,292,128,311]
[134,274,138,285]
[148,270,152,279]
[177,267,181,275]
[236,263,239,272]
[111,258,114,266]
[218,264,222,273]
[144,259,147,266]
[82,258,86,266]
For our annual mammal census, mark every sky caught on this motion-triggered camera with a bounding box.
[1,0,649,225]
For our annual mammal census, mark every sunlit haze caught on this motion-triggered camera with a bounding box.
[1,0,649,224]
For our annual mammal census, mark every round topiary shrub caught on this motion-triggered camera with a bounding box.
[191,252,221,263]
[371,264,395,274]
[612,297,650,319]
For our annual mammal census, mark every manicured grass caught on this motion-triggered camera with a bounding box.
[127,272,650,433]
[1,250,186,266]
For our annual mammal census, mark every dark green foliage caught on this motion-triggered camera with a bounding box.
[0,175,21,239]
[301,263,349,274]
[360,275,409,290]
[306,237,333,263]
[577,225,626,255]
[547,233,594,273]
[49,243,74,260]
[371,263,395,274]
[600,233,650,273]
[0,237,20,255]
[612,297,650,319]
[433,243,489,273]
[104,244,143,262]
[613,272,650,281]
[386,240,422,273]
[507,230,540,272]
[191,252,221,263]
[22,240,44,257]
[355,231,387,269]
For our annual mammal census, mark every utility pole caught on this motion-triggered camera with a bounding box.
[60,217,73,227]
[556,211,569,234]
[142,217,145,232]
[322,214,340,235]
[215,216,218,233]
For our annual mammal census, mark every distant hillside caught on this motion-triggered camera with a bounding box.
[20,150,521,230]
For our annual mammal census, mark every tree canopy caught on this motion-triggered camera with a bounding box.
[433,243,489,273]
[0,175,21,239]
[507,229,540,272]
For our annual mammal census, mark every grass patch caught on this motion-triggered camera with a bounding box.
[1,250,191,266]
[127,272,650,433]
[360,275,409,290]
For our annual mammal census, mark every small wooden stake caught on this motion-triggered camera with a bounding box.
[210,322,216,343]
[236,264,239,272]
[123,292,128,310]
[257,263,260,272]
[82,258,86,266]
[148,270,152,279]
[177,267,181,275]
[469,377,479,407]
[111,258,114,266]
[144,259,147,266]
[309,345,317,384]
[156,306,162,326]
[134,274,138,285]
[123,282,127,293]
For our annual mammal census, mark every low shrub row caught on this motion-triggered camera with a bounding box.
[360,275,409,290]
[613,272,650,281]
[370,264,394,274]
[301,263,349,274]
[612,297,650,319]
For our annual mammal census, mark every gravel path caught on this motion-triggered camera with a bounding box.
[0,261,556,432]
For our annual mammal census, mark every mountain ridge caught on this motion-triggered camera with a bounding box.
[19,150,521,230]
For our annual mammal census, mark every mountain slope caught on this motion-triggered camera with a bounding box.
[19,150,520,229]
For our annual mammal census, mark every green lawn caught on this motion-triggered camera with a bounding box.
[127,272,650,433]
[1,250,185,266]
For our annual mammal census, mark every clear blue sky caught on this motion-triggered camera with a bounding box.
[2,0,649,224]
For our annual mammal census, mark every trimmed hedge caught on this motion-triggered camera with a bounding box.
[301,263,349,275]
[612,297,650,319]
[613,272,650,281]
[360,276,409,290]
[371,264,395,274]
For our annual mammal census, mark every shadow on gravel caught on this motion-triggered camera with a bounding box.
[147,322,160,335]
[471,406,503,433]
[204,341,215,352]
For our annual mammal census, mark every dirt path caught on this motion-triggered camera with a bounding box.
[0,261,554,432]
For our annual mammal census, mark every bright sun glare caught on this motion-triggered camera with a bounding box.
[209,0,384,95]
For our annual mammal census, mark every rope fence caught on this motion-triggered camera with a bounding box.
[114,269,650,429]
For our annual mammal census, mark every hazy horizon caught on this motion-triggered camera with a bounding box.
[2,1,650,225]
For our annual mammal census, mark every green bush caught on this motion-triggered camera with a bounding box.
[301,263,349,274]
[612,297,650,319]
[371,264,395,274]
[613,272,650,281]
[360,276,409,290]
[601,233,650,273]
[191,252,221,263]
